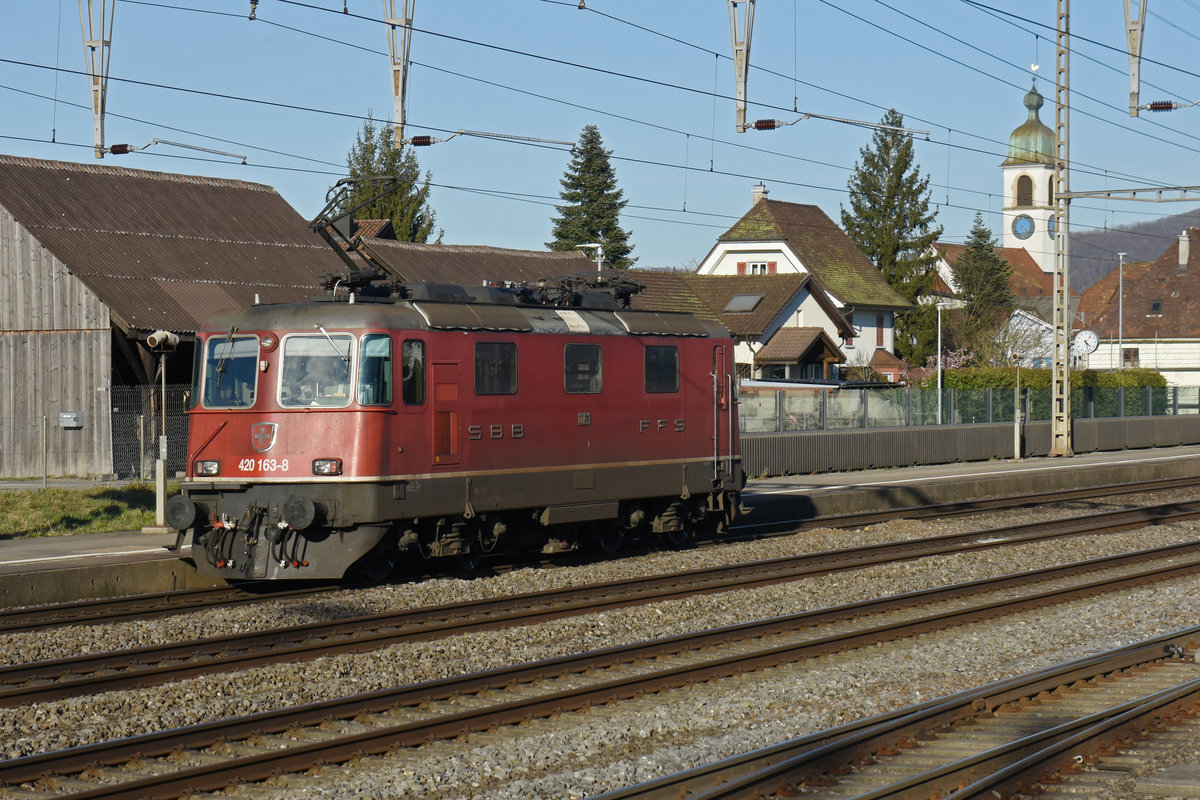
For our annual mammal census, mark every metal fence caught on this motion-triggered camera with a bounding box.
[110,385,191,480]
[739,385,1200,434]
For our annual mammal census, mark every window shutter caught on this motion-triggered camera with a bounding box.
[767,261,777,274]
[876,314,884,347]
[736,262,747,275]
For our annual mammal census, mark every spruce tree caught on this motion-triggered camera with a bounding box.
[342,117,441,242]
[841,108,942,364]
[547,125,635,268]
[948,212,1014,354]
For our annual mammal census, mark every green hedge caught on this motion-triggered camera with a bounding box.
[915,368,1169,421]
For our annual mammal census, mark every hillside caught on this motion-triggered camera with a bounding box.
[1070,206,1200,289]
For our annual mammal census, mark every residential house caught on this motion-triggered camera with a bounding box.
[1079,229,1200,384]
[694,186,911,381]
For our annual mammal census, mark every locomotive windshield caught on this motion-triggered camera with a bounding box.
[203,335,260,407]
[280,333,356,407]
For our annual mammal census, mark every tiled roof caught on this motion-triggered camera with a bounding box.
[0,155,346,332]
[627,270,853,339]
[359,239,591,285]
[1085,229,1200,339]
[1077,258,1153,326]
[718,199,910,309]
[754,327,843,364]
[935,242,1056,300]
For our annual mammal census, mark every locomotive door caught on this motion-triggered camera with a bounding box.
[712,344,733,479]
[430,361,461,466]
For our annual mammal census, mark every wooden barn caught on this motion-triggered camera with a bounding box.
[0,155,347,478]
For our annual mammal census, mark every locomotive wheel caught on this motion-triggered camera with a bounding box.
[584,520,624,555]
[454,541,482,571]
[664,527,695,548]
[349,533,399,582]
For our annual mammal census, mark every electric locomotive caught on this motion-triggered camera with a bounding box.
[165,271,745,581]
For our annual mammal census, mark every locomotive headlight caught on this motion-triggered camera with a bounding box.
[195,460,220,476]
[312,458,343,476]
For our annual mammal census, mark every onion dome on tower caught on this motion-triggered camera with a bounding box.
[1002,84,1054,166]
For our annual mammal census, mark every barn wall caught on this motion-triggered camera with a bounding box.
[0,207,113,477]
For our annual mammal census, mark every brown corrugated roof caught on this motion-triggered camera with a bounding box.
[0,155,346,332]
[716,199,910,309]
[359,238,591,285]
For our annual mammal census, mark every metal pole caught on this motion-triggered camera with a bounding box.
[936,304,943,425]
[1117,252,1125,369]
[42,415,48,489]
[1014,363,1022,461]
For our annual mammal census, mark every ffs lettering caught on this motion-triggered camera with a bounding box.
[639,419,685,433]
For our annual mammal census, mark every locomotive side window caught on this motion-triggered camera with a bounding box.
[280,333,355,407]
[402,340,425,405]
[564,343,602,394]
[475,342,517,395]
[357,334,392,406]
[202,335,259,408]
[644,345,679,393]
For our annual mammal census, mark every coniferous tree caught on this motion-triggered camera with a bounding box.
[948,212,1015,355]
[342,117,441,242]
[547,125,635,268]
[841,109,942,364]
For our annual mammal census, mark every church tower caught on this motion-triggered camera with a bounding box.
[1001,84,1055,272]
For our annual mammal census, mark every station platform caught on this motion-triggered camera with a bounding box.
[4,444,1200,607]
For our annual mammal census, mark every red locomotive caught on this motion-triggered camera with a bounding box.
[166,271,745,580]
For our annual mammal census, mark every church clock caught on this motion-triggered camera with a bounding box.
[1012,214,1035,240]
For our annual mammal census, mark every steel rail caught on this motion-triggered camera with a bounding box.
[594,629,1200,800]
[5,501,1200,707]
[5,547,1200,796]
[0,583,342,633]
[6,474,1197,635]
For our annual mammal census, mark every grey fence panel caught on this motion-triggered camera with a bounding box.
[743,415,1200,478]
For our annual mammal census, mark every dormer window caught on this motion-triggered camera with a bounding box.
[1149,301,1162,315]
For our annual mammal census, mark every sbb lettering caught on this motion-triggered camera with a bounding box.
[468,423,526,440]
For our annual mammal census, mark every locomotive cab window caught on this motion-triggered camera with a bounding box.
[202,335,260,408]
[475,341,517,395]
[402,339,425,405]
[280,333,355,407]
[357,334,392,406]
[645,345,679,393]
[564,343,602,394]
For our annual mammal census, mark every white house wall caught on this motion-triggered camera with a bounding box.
[1090,339,1200,387]
[0,206,113,477]
[697,243,805,276]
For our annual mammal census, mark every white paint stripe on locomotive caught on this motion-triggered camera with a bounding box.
[184,456,740,484]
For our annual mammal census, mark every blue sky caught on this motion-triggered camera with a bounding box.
[4,1,1200,271]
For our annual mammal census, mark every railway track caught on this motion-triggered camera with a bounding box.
[5,474,1200,636]
[3,543,1199,798]
[595,629,1200,800]
[6,500,1200,707]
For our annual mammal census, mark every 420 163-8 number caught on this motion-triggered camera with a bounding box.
[238,457,290,472]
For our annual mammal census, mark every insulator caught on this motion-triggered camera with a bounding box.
[108,144,134,155]
[410,135,436,146]
[1148,100,1175,112]
[753,119,780,130]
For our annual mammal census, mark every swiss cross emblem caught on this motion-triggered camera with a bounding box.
[251,422,277,453]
